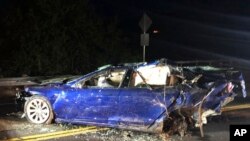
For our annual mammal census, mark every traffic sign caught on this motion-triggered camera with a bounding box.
[139,13,152,33]
[140,33,149,46]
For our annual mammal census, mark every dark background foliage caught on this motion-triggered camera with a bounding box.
[0,0,139,77]
[1,0,250,77]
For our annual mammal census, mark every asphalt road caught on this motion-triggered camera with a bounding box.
[0,106,249,141]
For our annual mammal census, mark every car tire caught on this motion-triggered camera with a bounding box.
[24,95,54,124]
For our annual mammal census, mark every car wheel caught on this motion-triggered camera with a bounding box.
[24,95,54,124]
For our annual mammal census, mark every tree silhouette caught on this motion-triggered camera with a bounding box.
[0,0,139,76]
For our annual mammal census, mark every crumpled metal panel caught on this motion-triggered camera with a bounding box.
[18,59,247,134]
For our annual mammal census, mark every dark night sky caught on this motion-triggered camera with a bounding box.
[91,0,250,63]
[2,0,250,68]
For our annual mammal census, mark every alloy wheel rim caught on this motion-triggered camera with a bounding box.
[26,98,50,124]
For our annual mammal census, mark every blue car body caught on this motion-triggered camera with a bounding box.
[18,59,247,133]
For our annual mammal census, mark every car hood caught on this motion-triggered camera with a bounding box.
[23,83,71,103]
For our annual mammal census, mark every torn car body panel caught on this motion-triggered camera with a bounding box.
[16,59,247,134]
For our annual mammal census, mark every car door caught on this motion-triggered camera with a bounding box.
[75,87,120,124]
[118,88,166,126]
[53,85,120,125]
[71,68,127,125]
[118,70,166,126]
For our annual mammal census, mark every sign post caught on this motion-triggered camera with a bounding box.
[139,13,152,62]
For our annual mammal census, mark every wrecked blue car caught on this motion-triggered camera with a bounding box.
[16,59,246,136]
